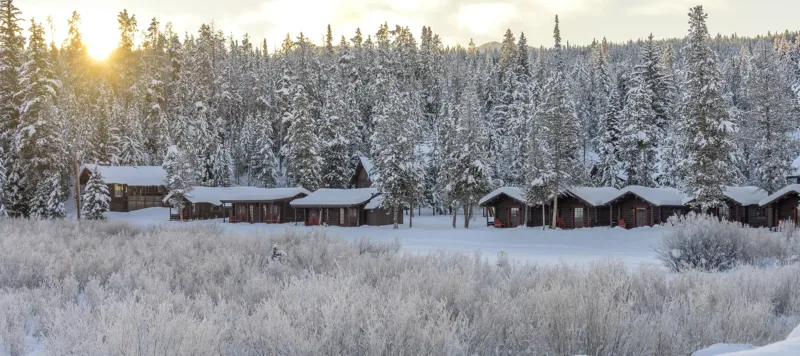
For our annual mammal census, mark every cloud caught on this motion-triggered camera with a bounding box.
[534,0,606,14]
[457,3,518,35]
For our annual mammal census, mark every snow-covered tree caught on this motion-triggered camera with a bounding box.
[678,6,739,209]
[81,166,110,220]
[618,71,659,187]
[247,112,277,187]
[163,145,194,220]
[30,173,65,219]
[537,16,583,229]
[748,42,797,194]
[285,84,320,190]
[594,88,622,188]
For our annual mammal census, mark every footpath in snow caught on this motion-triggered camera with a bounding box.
[105,207,664,268]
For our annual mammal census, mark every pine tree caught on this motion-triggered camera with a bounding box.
[286,84,320,190]
[30,173,65,219]
[594,87,622,188]
[0,0,24,217]
[619,71,659,187]
[81,166,110,220]
[248,112,277,187]
[446,70,491,228]
[678,6,739,209]
[537,16,582,229]
[748,42,796,194]
[163,145,194,220]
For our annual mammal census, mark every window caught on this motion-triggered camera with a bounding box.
[249,205,255,222]
[114,184,123,198]
[510,207,520,227]
[635,207,647,227]
[339,208,345,225]
[574,207,584,228]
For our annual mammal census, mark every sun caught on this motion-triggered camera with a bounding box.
[87,43,114,61]
[81,17,119,61]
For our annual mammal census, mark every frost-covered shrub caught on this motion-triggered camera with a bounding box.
[1,219,799,355]
[656,213,798,272]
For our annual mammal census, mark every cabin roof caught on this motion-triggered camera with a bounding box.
[682,186,768,206]
[606,186,688,206]
[564,187,620,206]
[164,186,310,206]
[478,187,525,206]
[759,184,800,206]
[290,188,379,208]
[81,164,166,187]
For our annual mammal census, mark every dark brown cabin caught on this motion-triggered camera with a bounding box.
[551,187,620,229]
[219,187,311,224]
[79,164,167,212]
[290,188,401,227]
[478,188,528,228]
[684,187,768,227]
[604,186,690,229]
[759,185,800,228]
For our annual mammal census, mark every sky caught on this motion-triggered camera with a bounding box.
[21,0,800,60]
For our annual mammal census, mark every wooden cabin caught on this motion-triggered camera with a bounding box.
[290,188,402,226]
[478,187,530,228]
[351,156,376,188]
[604,186,690,228]
[552,187,621,229]
[218,187,311,224]
[759,185,800,228]
[684,186,768,227]
[79,164,167,212]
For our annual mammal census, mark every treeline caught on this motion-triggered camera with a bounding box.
[0,0,799,219]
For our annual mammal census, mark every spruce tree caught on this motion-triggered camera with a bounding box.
[748,42,796,194]
[163,145,194,220]
[619,71,658,187]
[81,166,110,220]
[537,16,582,229]
[248,112,277,187]
[678,6,739,209]
[286,84,320,190]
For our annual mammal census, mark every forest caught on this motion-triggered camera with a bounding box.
[0,0,799,219]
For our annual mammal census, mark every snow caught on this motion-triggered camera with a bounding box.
[364,194,384,210]
[610,185,688,206]
[290,188,379,207]
[106,207,663,268]
[760,184,800,206]
[479,187,525,205]
[80,164,166,186]
[791,155,800,176]
[697,324,800,355]
[164,186,311,206]
[683,186,769,206]
[566,187,620,206]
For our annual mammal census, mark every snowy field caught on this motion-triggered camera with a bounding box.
[106,207,664,268]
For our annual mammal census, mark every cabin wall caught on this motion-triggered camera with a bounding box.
[367,208,402,226]
[617,195,654,228]
[495,198,524,227]
[744,205,767,227]
[774,194,800,226]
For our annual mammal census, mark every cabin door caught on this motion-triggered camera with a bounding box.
[635,207,647,227]
[509,207,520,227]
[573,207,585,228]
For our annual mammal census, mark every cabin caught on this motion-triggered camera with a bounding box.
[684,186,768,227]
[219,187,311,224]
[79,164,167,212]
[552,187,621,229]
[478,187,531,228]
[163,186,233,220]
[759,184,800,228]
[478,187,620,229]
[604,186,690,228]
[351,156,377,188]
[289,188,402,226]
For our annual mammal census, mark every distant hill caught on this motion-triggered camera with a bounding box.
[478,41,501,52]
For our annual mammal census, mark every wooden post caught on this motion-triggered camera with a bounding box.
[73,151,81,220]
[609,204,613,227]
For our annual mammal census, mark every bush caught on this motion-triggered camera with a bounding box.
[656,213,800,272]
[1,219,799,355]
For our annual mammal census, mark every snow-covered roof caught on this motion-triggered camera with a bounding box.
[607,186,688,206]
[81,164,166,186]
[358,156,378,183]
[759,184,800,206]
[478,187,525,206]
[683,186,768,206]
[364,194,385,210]
[564,187,620,206]
[290,188,379,208]
[164,186,310,205]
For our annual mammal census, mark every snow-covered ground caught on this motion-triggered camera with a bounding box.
[103,207,664,268]
[693,324,800,356]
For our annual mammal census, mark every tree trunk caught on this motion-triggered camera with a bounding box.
[551,196,558,229]
[464,204,472,229]
[393,205,399,229]
[409,202,413,228]
[452,206,457,228]
[524,204,529,228]
[542,204,546,230]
